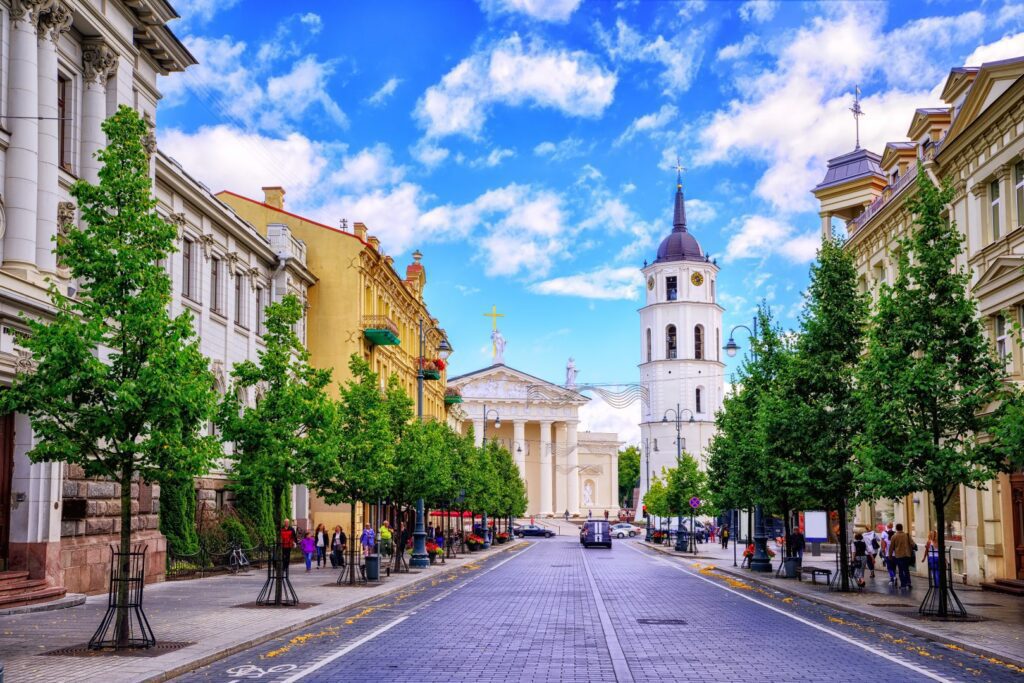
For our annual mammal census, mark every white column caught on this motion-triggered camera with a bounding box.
[512,420,526,483]
[566,421,579,515]
[80,41,117,184]
[3,1,45,268]
[472,418,484,448]
[819,211,832,239]
[35,3,72,274]
[539,421,552,516]
[610,449,619,512]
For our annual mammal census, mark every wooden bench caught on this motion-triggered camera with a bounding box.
[800,567,833,584]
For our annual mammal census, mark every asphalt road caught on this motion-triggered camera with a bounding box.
[173,536,1024,682]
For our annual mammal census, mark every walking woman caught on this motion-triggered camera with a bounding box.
[331,525,346,569]
[922,530,940,587]
[314,523,329,569]
[852,533,868,587]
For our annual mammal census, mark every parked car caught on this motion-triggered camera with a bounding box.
[514,524,554,538]
[611,523,641,538]
[581,520,613,549]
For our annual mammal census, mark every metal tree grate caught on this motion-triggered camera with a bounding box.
[88,544,156,650]
[45,641,191,658]
[257,544,300,606]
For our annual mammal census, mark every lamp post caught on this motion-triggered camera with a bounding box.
[724,318,772,573]
[662,404,694,552]
[412,318,452,569]
[643,438,653,542]
[480,405,501,549]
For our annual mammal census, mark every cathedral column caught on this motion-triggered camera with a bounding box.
[512,420,526,484]
[610,448,619,512]
[566,421,579,515]
[539,421,552,516]
[35,2,72,275]
[3,0,47,269]
[472,418,484,448]
[81,40,118,184]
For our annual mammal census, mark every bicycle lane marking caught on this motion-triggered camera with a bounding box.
[275,541,537,683]
[623,542,951,683]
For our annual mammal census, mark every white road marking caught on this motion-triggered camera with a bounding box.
[279,542,535,682]
[579,547,634,683]
[625,543,952,683]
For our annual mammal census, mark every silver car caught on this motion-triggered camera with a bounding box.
[610,523,641,538]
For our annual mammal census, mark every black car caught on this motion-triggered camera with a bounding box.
[581,520,612,549]
[514,524,554,538]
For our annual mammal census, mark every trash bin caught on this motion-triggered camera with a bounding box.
[365,554,380,581]
[784,557,800,578]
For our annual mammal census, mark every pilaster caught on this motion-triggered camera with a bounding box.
[81,40,118,184]
[566,421,579,515]
[539,421,552,516]
[512,420,526,484]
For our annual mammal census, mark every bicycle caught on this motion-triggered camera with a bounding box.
[228,544,250,574]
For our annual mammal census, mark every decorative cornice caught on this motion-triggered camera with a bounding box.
[168,212,186,240]
[225,251,242,271]
[196,233,215,260]
[82,40,119,85]
[12,0,50,26]
[248,266,261,291]
[14,348,36,375]
[56,201,75,235]
[35,1,71,43]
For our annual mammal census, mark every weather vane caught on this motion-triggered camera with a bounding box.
[850,85,864,150]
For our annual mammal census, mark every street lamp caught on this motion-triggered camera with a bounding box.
[412,317,452,569]
[724,318,772,573]
[480,406,500,549]
[662,404,694,552]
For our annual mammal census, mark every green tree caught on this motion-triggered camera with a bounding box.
[0,106,219,645]
[643,469,670,522]
[217,294,335,540]
[856,168,1008,616]
[666,453,708,516]
[617,445,641,508]
[159,475,199,556]
[765,236,867,588]
[489,441,526,531]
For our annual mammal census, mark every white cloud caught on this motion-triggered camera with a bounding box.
[265,56,348,129]
[579,398,640,445]
[724,215,818,264]
[470,147,516,168]
[530,267,641,300]
[416,34,616,139]
[686,198,717,224]
[716,34,759,61]
[256,13,323,62]
[738,0,778,23]
[331,144,405,191]
[963,32,1024,67]
[621,182,636,194]
[997,3,1024,29]
[615,104,678,145]
[172,0,241,27]
[598,18,705,96]
[410,139,451,169]
[533,137,587,161]
[455,284,480,296]
[478,0,582,22]
[367,77,402,106]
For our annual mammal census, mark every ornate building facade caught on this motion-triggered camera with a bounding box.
[813,57,1024,589]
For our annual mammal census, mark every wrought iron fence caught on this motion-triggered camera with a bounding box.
[166,543,271,580]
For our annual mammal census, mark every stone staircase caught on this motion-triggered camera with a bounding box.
[980,578,1024,597]
[0,570,66,609]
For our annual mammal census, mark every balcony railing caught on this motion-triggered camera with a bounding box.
[362,315,400,346]
[850,169,917,232]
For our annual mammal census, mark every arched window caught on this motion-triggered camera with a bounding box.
[646,328,652,362]
[666,325,677,359]
[694,325,704,360]
[695,387,703,414]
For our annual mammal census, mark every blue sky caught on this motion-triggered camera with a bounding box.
[159,0,1024,442]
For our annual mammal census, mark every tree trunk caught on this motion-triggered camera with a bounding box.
[935,487,949,617]
[783,509,792,559]
[393,504,403,574]
[115,460,133,647]
[271,483,284,605]
[349,501,358,585]
[838,500,851,591]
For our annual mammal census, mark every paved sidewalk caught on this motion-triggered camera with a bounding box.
[644,538,1024,670]
[0,541,521,683]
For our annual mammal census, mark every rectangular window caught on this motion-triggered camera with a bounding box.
[182,238,194,298]
[235,272,246,328]
[210,257,222,314]
[57,75,70,171]
[996,314,1010,369]
[256,287,265,335]
[666,276,677,301]
[991,180,1001,240]
[1016,161,1024,230]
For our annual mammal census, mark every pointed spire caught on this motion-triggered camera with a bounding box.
[672,157,687,232]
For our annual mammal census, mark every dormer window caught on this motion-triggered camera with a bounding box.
[991,180,1001,240]
[666,276,677,301]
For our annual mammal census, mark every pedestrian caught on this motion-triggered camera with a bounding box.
[300,531,316,572]
[880,524,897,585]
[360,523,375,557]
[708,524,716,544]
[379,521,394,557]
[852,532,867,587]
[588,509,593,519]
[280,518,298,575]
[604,509,609,521]
[863,526,878,578]
[314,523,329,569]
[789,528,805,563]
[564,510,569,522]
[888,523,914,589]
[721,526,729,549]
[331,525,346,568]
[922,530,939,587]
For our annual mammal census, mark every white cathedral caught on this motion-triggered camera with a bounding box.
[635,177,725,518]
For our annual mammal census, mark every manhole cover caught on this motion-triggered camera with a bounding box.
[636,618,687,625]
[43,642,193,658]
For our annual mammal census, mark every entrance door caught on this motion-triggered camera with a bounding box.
[0,413,13,571]
[1011,471,1024,580]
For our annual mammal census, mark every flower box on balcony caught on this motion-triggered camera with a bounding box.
[423,369,441,380]
[444,394,463,404]
[362,315,400,346]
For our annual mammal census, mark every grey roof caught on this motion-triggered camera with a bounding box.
[654,184,704,264]
[814,148,884,191]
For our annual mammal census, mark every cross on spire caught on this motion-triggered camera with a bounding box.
[673,157,686,187]
[850,85,864,150]
[483,305,505,360]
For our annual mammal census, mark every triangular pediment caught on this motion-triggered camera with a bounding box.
[448,364,588,405]
[945,59,1024,148]
[974,254,1024,294]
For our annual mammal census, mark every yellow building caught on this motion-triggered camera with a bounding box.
[218,187,454,530]
[813,58,1024,591]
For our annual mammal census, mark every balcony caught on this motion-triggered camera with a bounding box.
[849,168,917,232]
[362,315,400,346]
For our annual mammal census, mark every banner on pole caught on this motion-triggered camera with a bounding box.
[804,510,828,543]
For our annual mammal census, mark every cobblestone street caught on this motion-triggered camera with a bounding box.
[173,537,1024,683]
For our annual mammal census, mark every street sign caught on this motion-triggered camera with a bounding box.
[689,497,701,509]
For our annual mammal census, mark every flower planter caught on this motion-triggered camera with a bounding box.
[444,395,463,404]
[466,542,479,552]
[422,370,441,381]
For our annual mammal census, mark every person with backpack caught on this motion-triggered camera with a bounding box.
[888,523,914,589]
[863,527,879,578]
[851,533,868,587]
[360,524,375,557]
[721,525,729,549]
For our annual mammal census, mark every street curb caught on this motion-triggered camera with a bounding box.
[0,592,85,616]
[144,540,526,683]
[641,541,1024,671]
